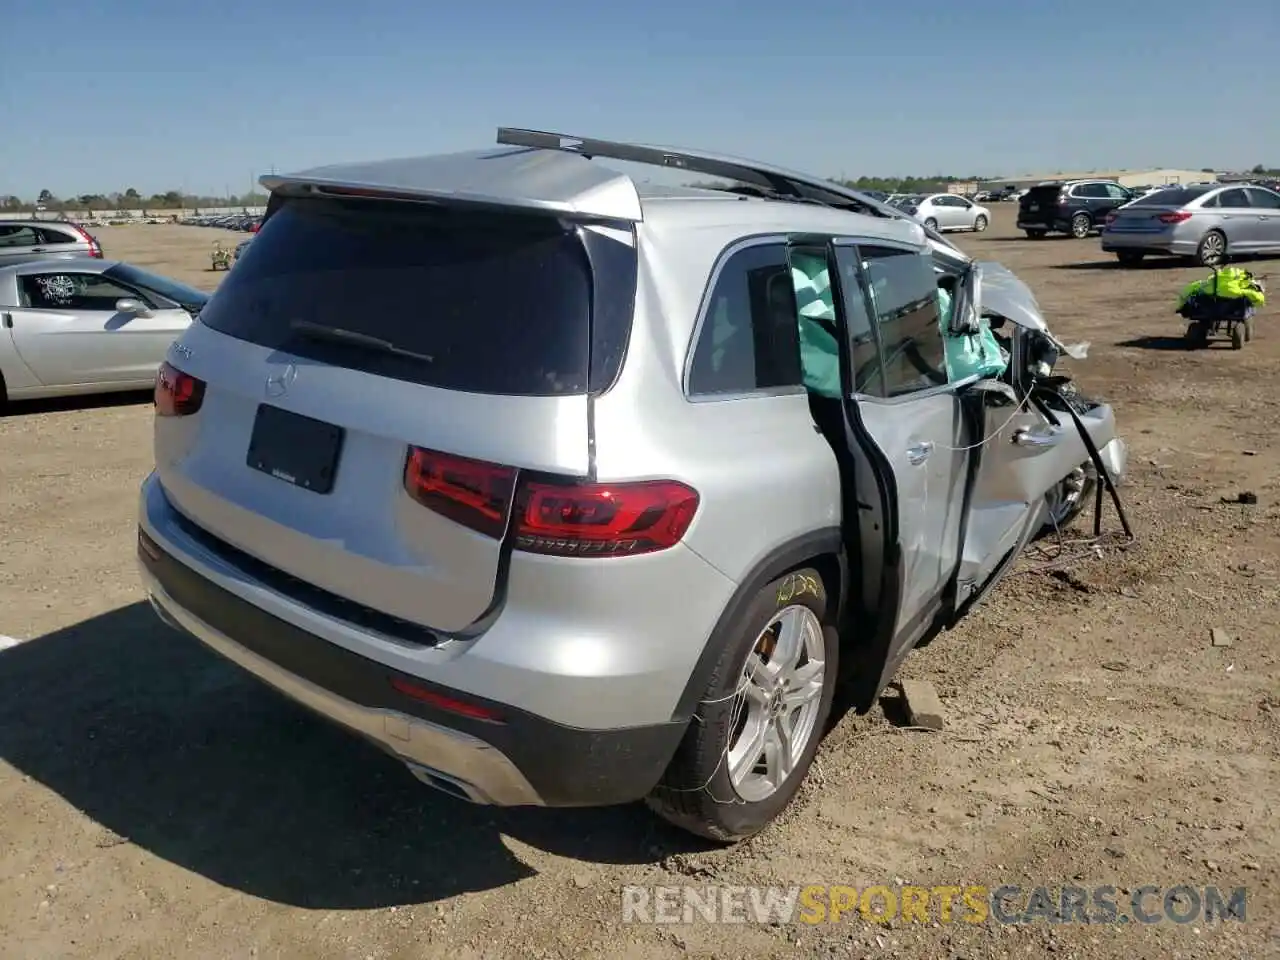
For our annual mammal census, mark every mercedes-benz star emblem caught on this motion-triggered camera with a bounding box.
[265,363,297,398]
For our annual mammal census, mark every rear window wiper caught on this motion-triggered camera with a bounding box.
[289,319,435,364]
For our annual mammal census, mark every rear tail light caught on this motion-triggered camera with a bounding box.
[1158,211,1192,224]
[70,223,102,257]
[403,446,700,557]
[404,448,515,539]
[1104,213,1117,225]
[515,478,700,557]
[154,361,206,417]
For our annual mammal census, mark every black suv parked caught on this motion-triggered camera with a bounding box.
[1017,180,1135,239]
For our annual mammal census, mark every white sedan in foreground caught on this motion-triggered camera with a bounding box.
[0,258,208,405]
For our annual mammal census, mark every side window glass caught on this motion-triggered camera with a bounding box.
[859,246,946,397]
[1247,188,1280,210]
[0,225,41,248]
[38,228,78,245]
[687,243,802,396]
[19,273,136,311]
[1219,189,1249,208]
[832,246,884,396]
[1105,184,1129,200]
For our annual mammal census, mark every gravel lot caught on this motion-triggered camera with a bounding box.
[1,213,1276,959]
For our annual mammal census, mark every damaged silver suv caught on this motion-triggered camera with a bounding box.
[137,129,1128,841]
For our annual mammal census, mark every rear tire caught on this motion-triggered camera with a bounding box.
[647,568,839,842]
[1116,251,1145,267]
[1070,213,1093,239]
[1231,324,1245,350]
[923,218,939,231]
[1197,230,1226,266]
[1244,317,1254,342]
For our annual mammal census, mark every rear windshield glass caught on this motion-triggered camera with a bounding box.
[1134,186,1215,206]
[198,197,602,396]
[1024,185,1063,199]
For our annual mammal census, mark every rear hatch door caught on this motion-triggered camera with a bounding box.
[156,194,631,634]
[1019,185,1063,225]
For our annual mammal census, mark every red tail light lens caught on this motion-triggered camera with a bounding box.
[1158,211,1192,224]
[154,361,205,417]
[404,447,516,538]
[1104,212,1117,225]
[514,479,699,557]
[71,223,102,256]
[403,447,700,557]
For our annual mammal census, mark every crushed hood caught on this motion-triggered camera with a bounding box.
[978,260,1089,359]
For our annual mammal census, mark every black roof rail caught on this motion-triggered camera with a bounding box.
[494,127,963,251]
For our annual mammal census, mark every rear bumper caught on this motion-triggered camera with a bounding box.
[1100,232,1192,255]
[1016,217,1064,232]
[139,529,686,806]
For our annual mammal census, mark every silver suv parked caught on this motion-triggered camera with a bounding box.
[0,219,104,266]
[138,129,1127,841]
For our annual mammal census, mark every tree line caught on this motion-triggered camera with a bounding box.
[4,166,1274,213]
[0,188,270,213]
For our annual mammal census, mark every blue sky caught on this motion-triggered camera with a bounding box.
[4,0,1278,198]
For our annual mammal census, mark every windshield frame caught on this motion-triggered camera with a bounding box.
[105,263,210,311]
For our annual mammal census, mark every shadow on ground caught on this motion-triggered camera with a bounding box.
[1116,335,1238,351]
[1052,259,1193,272]
[1115,336,1192,351]
[1,390,152,418]
[0,603,709,909]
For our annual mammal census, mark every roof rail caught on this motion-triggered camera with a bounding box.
[495,127,961,252]
[497,128,897,206]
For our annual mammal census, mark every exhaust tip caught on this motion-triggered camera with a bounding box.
[404,762,491,805]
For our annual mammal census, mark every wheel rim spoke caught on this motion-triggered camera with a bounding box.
[728,603,827,802]
[782,659,825,710]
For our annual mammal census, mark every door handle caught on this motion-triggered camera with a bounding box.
[906,441,934,465]
[2,312,11,329]
[1012,426,1063,448]
[30,247,45,253]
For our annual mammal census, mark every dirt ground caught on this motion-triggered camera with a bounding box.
[1,214,1276,960]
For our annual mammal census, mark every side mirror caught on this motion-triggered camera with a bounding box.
[115,298,153,318]
[947,263,983,336]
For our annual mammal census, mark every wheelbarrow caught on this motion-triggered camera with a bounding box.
[210,242,233,271]
[1175,264,1264,350]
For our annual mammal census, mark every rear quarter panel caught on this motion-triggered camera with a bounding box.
[591,229,841,588]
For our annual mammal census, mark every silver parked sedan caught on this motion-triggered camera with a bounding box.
[0,258,208,404]
[1101,183,1280,266]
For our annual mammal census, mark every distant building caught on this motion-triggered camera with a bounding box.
[978,169,1219,192]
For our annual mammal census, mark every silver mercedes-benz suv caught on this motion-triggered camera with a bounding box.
[138,128,1127,841]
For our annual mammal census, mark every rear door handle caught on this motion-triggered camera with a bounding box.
[30,247,45,253]
[906,441,934,465]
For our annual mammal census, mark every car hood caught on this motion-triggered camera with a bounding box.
[978,260,1090,359]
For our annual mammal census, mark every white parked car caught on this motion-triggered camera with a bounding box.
[0,258,208,404]
[900,194,991,233]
